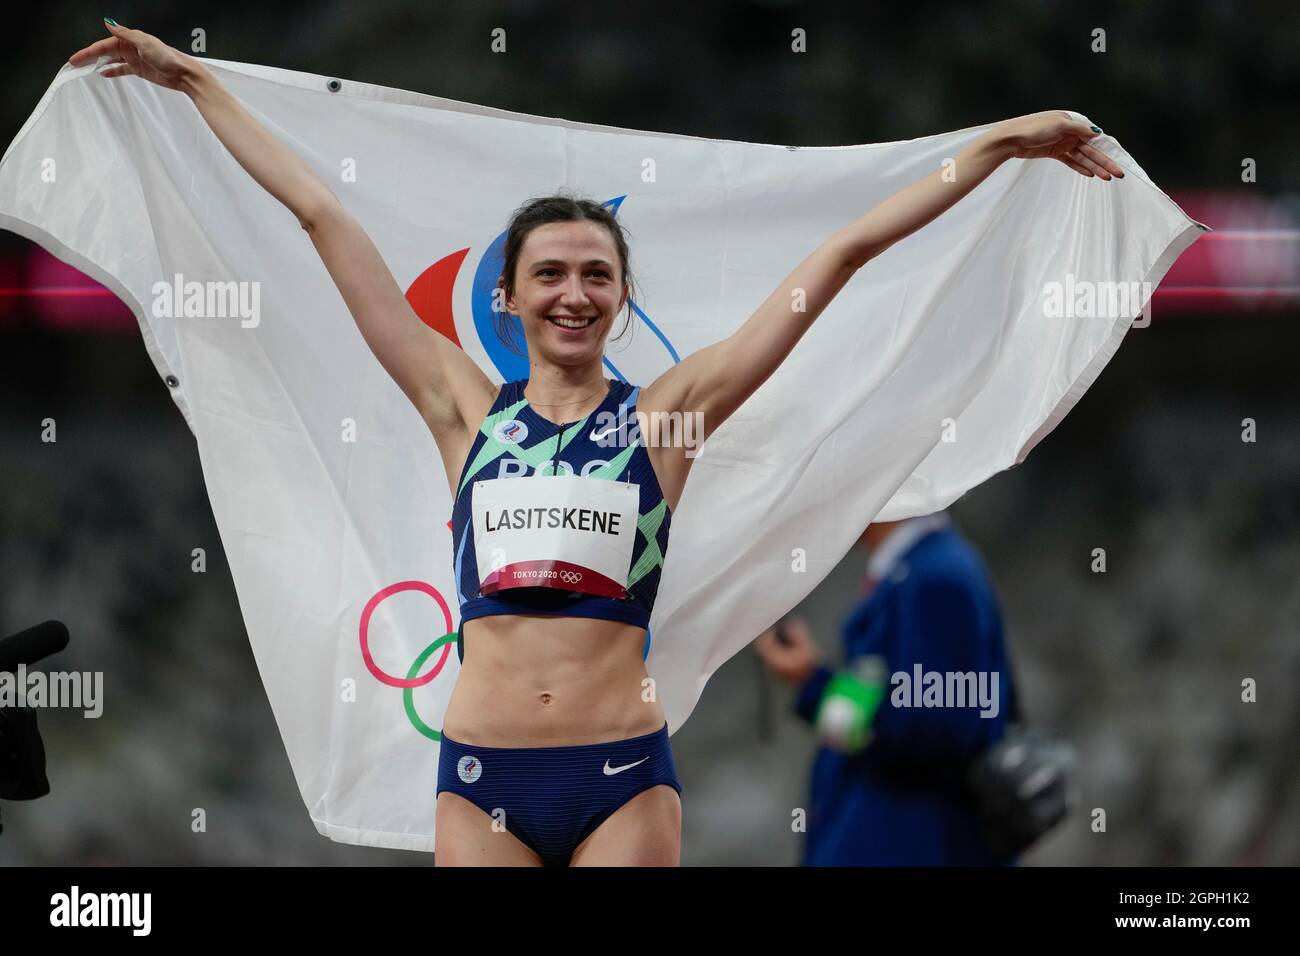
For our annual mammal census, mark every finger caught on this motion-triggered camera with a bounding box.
[1059,155,1095,177]
[1068,148,1112,180]
[105,19,151,48]
[1056,113,1098,140]
[69,36,122,66]
[99,61,136,78]
[1076,141,1125,178]
[1070,120,1100,141]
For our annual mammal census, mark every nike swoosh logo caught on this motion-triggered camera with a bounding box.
[603,756,650,776]
[590,425,620,442]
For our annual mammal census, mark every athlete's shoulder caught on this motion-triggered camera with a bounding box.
[496,379,525,400]
[613,378,642,401]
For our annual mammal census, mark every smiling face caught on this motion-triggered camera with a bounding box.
[503,220,630,369]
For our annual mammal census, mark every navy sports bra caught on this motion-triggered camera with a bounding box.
[450,379,673,657]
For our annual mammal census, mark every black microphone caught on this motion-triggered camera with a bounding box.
[0,620,70,673]
[0,621,65,818]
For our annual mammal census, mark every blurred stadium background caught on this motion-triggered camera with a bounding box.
[2,0,1297,864]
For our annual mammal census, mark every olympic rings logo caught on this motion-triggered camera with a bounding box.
[359,580,458,742]
[559,570,583,584]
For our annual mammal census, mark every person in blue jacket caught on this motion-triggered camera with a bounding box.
[755,511,1017,866]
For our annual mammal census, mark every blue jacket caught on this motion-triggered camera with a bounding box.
[794,525,1017,866]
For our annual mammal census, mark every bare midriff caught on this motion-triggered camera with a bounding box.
[441,613,667,747]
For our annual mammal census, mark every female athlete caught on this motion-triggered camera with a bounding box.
[70,19,1123,867]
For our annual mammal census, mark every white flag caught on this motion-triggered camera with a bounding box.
[0,56,1205,851]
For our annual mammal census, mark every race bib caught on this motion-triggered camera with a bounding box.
[472,475,640,598]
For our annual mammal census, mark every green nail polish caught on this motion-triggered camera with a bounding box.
[1090,126,1101,133]
[104,17,118,26]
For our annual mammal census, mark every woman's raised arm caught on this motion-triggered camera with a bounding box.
[644,111,1125,448]
[69,20,495,456]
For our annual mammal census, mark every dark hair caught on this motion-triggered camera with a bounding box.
[495,189,639,357]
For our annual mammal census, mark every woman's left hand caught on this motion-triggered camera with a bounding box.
[990,110,1126,180]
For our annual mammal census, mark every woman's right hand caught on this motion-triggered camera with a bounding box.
[68,19,196,91]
